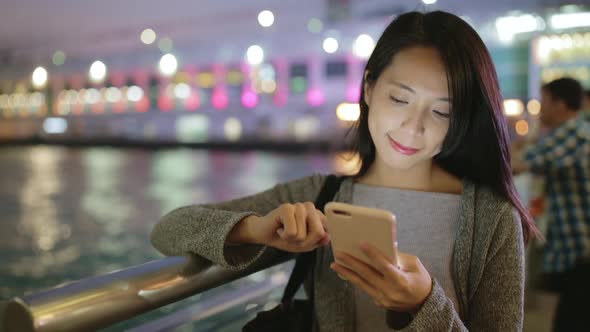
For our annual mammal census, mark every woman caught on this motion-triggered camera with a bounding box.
[151,11,538,331]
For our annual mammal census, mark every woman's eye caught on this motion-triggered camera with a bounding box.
[390,96,408,104]
[433,110,450,118]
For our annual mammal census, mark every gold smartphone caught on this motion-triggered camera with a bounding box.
[325,202,398,268]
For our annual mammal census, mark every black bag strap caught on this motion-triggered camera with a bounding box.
[281,175,345,303]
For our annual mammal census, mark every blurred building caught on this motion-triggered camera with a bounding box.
[0,0,588,146]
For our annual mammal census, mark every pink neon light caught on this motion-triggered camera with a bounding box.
[158,96,174,112]
[212,89,228,110]
[346,85,360,103]
[306,88,325,107]
[135,97,150,112]
[241,90,259,108]
[273,91,288,107]
[185,93,200,111]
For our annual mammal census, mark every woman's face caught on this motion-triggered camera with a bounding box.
[364,46,451,172]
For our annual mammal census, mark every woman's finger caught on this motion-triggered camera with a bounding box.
[334,251,391,291]
[277,205,297,240]
[304,203,325,245]
[293,203,307,242]
[330,262,382,301]
[359,242,403,281]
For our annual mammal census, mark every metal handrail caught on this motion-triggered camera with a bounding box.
[2,253,292,332]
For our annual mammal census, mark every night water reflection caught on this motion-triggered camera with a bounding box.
[0,146,336,330]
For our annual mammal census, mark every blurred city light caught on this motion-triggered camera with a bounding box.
[84,88,101,104]
[159,54,178,77]
[527,99,541,115]
[140,28,157,45]
[515,120,529,136]
[294,116,320,141]
[346,85,360,103]
[241,90,259,108]
[422,0,437,4]
[323,37,339,54]
[127,86,144,102]
[184,92,200,110]
[176,114,209,142]
[29,92,45,108]
[174,83,191,99]
[43,117,68,134]
[197,72,215,88]
[158,37,174,52]
[89,61,107,83]
[336,103,360,122]
[247,45,265,65]
[259,64,276,80]
[224,117,242,141]
[0,95,8,109]
[307,88,325,107]
[307,18,323,33]
[353,34,375,59]
[503,99,524,116]
[496,14,544,43]
[261,80,277,94]
[550,12,590,29]
[32,67,48,89]
[212,89,229,110]
[227,70,244,85]
[105,87,122,103]
[258,10,275,28]
[52,51,66,66]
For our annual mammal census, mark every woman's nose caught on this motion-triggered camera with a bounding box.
[400,109,425,135]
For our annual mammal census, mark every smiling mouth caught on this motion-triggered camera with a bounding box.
[387,136,420,155]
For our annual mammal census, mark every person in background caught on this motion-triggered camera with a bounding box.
[513,77,590,332]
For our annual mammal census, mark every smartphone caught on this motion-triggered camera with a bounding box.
[324,202,398,268]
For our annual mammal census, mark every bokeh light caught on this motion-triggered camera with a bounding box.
[515,120,529,136]
[89,61,107,83]
[307,18,323,33]
[52,51,66,66]
[503,99,524,117]
[323,37,339,54]
[527,99,541,115]
[159,54,178,77]
[336,103,360,122]
[246,45,264,66]
[32,67,48,89]
[353,34,375,59]
[258,10,275,28]
[141,28,157,45]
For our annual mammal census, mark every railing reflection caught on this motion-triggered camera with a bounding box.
[2,254,292,332]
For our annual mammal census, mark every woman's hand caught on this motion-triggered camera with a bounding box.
[238,202,330,253]
[330,242,432,313]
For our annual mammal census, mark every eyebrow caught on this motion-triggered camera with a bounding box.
[389,80,451,102]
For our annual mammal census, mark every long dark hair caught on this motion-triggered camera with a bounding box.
[349,11,539,243]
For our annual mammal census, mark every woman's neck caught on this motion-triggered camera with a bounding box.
[355,160,462,194]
